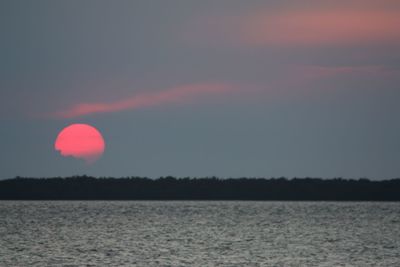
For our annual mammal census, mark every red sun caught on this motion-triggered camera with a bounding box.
[55,124,105,164]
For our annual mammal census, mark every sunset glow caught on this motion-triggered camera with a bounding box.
[2,0,400,179]
[191,7,400,47]
[52,83,233,119]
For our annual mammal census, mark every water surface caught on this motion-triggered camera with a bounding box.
[0,201,399,266]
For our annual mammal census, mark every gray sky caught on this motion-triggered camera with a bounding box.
[1,0,400,179]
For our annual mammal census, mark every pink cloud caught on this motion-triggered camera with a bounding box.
[269,64,400,98]
[294,65,400,80]
[191,5,400,47]
[51,83,234,119]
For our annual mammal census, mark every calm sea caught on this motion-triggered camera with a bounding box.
[0,201,399,266]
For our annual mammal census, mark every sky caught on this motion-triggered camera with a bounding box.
[0,0,400,179]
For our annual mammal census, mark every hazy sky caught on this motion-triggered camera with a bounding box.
[1,0,400,179]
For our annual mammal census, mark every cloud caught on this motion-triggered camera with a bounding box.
[191,4,400,47]
[293,65,400,81]
[51,83,234,119]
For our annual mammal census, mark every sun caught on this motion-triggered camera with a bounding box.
[55,124,105,164]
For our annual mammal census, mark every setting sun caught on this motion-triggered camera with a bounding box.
[55,124,105,164]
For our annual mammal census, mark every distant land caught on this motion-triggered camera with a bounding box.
[0,176,399,200]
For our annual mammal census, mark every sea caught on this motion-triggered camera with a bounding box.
[0,201,399,266]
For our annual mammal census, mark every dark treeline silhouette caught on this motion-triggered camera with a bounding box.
[0,176,399,200]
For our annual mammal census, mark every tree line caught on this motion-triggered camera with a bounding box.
[0,176,399,200]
